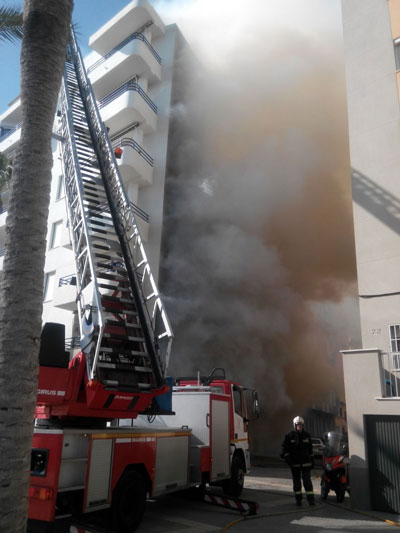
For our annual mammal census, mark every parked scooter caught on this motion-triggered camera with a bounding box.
[320,431,349,502]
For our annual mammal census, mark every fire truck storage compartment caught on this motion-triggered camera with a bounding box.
[85,437,113,510]
[132,390,231,484]
[152,429,190,496]
[58,431,89,492]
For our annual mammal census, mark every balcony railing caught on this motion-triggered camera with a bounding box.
[112,137,154,166]
[130,202,149,223]
[381,352,400,397]
[0,122,21,142]
[87,31,162,75]
[0,123,61,144]
[58,274,77,287]
[65,336,80,350]
[99,78,158,114]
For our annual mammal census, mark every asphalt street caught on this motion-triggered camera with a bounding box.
[30,466,400,532]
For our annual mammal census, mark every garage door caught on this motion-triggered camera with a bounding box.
[365,415,400,513]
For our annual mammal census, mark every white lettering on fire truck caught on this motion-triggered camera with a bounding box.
[115,395,132,400]
[37,389,66,396]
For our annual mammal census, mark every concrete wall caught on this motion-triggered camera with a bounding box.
[342,0,400,351]
[141,24,180,284]
[342,2,400,510]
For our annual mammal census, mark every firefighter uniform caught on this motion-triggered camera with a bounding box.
[282,426,315,506]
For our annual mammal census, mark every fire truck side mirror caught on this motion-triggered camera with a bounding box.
[252,391,260,419]
[243,388,260,421]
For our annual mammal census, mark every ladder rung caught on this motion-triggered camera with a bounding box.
[105,319,141,328]
[101,294,135,303]
[83,184,106,196]
[89,231,119,243]
[103,309,138,317]
[96,272,127,282]
[97,362,152,373]
[98,283,131,293]
[95,251,125,261]
[103,333,145,342]
[99,347,147,356]
[96,262,127,273]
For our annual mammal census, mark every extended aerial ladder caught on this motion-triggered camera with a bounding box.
[35,28,173,420]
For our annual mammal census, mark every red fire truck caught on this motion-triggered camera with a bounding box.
[30,364,259,531]
[28,29,259,532]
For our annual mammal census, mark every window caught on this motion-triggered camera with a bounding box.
[389,324,400,352]
[389,325,400,370]
[56,175,65,200]
[394,39,400,71]
[49,220,63,249]
[232,385,243,417]
[43,272,56,302]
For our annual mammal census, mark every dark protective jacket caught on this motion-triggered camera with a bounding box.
[281,429,314,467]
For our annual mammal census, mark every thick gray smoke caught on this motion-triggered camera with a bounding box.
[158,2,361,454]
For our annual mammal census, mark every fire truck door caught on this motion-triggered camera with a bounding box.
[85,438,113,511]
[210,399,230,482]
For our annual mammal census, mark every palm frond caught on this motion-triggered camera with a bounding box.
[0,5,23,44]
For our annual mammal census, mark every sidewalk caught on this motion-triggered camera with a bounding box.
[225,466,400,532]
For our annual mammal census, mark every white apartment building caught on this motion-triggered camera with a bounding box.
[0,0,185,343]
[341,0,400,514]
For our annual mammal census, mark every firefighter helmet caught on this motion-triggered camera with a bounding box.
[293,416,304,428]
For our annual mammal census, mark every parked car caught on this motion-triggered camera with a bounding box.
[311,437,325,457]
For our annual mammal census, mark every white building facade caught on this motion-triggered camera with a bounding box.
[0,0,184,343]
[341,0,400,513]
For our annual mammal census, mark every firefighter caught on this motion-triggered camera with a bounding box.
[281,416,315,506]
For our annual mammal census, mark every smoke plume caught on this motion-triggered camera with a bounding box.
[157,0,361,454]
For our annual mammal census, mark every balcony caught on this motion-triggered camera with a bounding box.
[0,96,22,126]
[89,0,165,57]
[53,274,77,312]
[88,32,162,99]
[113,138,154,186]
[99,79,157,135]
[0,124,21,154]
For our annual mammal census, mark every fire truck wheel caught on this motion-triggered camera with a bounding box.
[223,454,245,497]
[112,471,147,532]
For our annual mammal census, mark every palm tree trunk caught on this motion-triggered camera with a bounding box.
[0,1,73,531]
